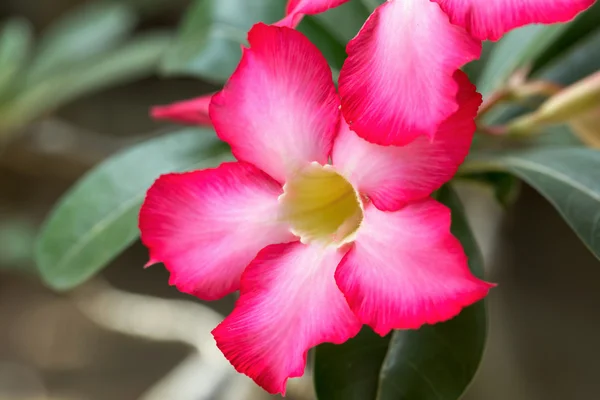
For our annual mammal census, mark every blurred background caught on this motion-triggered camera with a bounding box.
[1,1,600,399]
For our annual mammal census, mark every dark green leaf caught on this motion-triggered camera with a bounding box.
[160,0,285,82]
[297,17,346,71]
[538,28,600,86]
[463,148,600,260]
[27,2,137,83]
[376,186,487,400]
[311,0,370,45]
[462,41,495,85]
[1,32,171,132]
[0,18,32,97]
[36,129,231,291]
[532,2,600,72]
[478,24,568,96]
[314,327,392,400]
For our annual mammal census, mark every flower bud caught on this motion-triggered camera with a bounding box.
[506,72,600,136]
[535,71,600,124]
[570,106,600,148]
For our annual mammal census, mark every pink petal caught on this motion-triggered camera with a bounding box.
[275,0,351,27]
[435,0,595,41]
[338,0,481,146]
[212,241,361,395]
[210,23,340,183]
[335,200,494,336]
[151,93,214,126]
[139,162,295,301]
[332,71,482,211]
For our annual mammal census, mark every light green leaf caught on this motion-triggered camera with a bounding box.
[478,24,569,96]
[463,147,600,260]
[27,2,137,83]
[1,32,171,132]
[36,129,231,290]
[376,185,487,400]
[314,186,488,400]
[0,18,32,97]
[160,0,285,82]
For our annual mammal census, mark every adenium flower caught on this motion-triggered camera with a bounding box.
[151,93,214,126]
[276,0,594,146]
[139,23,493,394]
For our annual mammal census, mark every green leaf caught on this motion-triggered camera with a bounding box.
[478,24,569,96]
[376,186,487,400]
[297,17,346,71]
[532,2,600,72]
[538,28,600,86]
[160,0,285,82]
[36,129,231,291]
[0,18,32,97]
[463,147,600,260]
[311,0,370,45]
[1,32,171,132]
[314,328,392,400]
[314,187,488,400]
[27,2,137,83]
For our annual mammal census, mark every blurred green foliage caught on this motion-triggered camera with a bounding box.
[0,1,171,135]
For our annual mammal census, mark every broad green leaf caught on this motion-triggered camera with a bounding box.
[376,186,487,400]
[314,328,392,400]
[0,18,32,97]
[314,187,488,400]
[36,129,231,290]
[463,40,495,85]
[478,24,569,96]
[27,2,137,83]
[479,29,600,125]
[538,29,600,86]
[1,32,171,133]
[477,5,600,123]
[360,0,384,11]
[462,147,600,260]
[533,2,600,72]
[297,17,346,71]
[312,0,370,45]
[160,0,285,82]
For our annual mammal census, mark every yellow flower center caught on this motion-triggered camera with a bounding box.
[279,163,363,246]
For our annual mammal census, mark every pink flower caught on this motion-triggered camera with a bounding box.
[151,93,214,126]
[139,24,493,395]
[281,0,595,40]
[276,0,594,146]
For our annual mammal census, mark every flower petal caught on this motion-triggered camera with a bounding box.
[434,0,595,41]
[212,241,361,395]
[139,162,294,301]
[151,93,214,126]
[275,0,351,27]
[338,0,481,146]
[335,199,494,336]
[332,71,481,211]
[210,23,340,183]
